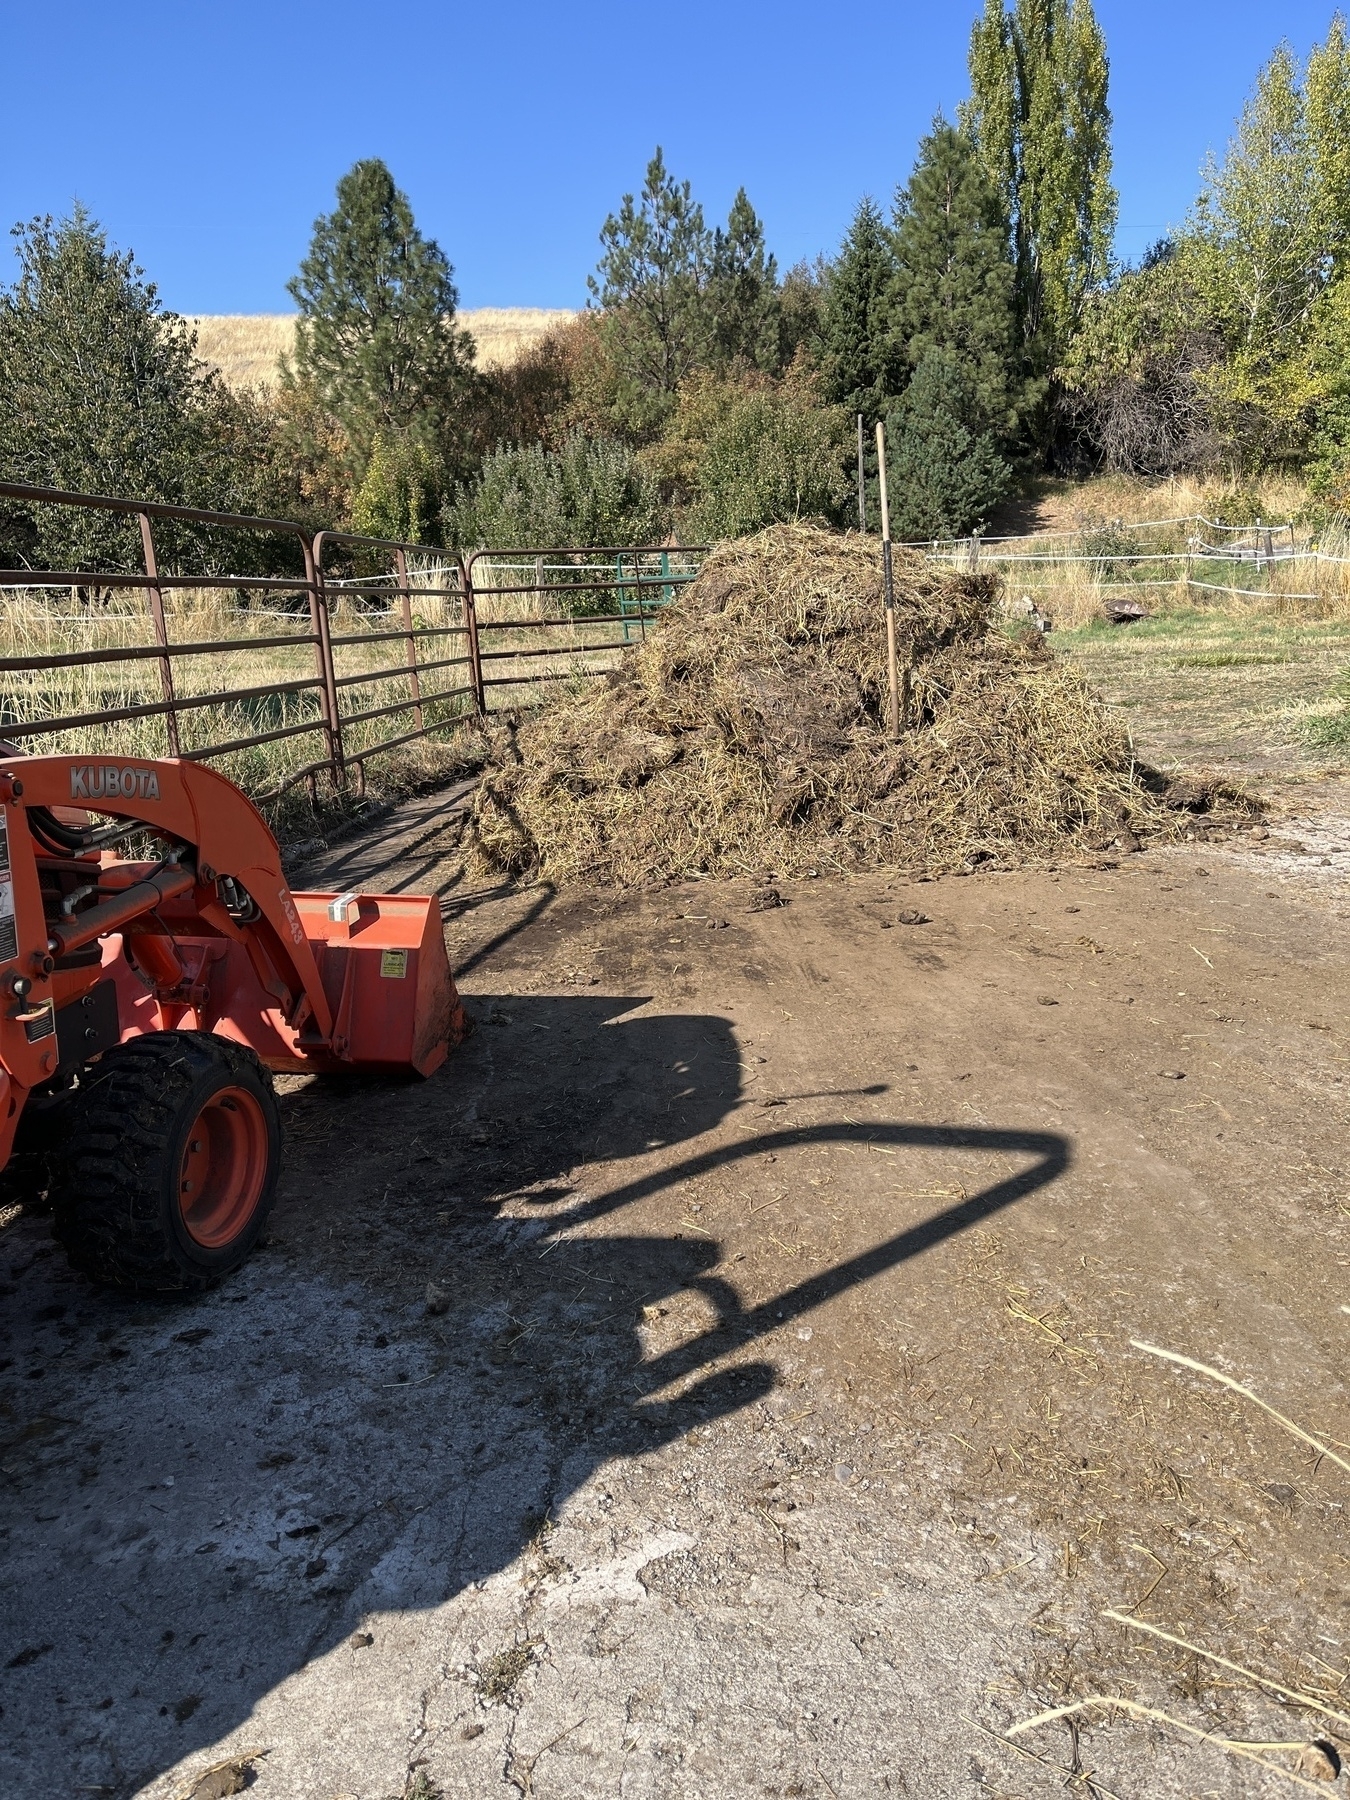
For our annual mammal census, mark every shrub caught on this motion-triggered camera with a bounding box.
[349,433,441,543]
[654,369,851,540]
[444,432,664,550]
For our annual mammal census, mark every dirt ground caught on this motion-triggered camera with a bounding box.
[3,785,1350,1800]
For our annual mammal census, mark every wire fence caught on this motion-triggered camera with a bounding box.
[915,513,1350,623]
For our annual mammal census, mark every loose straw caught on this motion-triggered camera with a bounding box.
[1102,1610,1350,1733]
[1008,1697,1331,1792]
[1130,1340,1350,1477]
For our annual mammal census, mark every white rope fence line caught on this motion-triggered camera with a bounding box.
[927,547,1318,566]
[1183,577,1324,601]
[915,513,1300,547]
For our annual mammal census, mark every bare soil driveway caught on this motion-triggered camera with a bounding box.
[3,786,1349,1799]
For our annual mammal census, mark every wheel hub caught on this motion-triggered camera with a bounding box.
[178,1085,270,1249]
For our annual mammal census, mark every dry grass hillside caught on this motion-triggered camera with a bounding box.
[188,307,576,388]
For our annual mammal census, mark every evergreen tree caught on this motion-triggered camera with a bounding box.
[707,188,781,373]
[883,349,1011,539]
[588,148,713,433]
[0,209,234,568]
[820,199,901,421]
[286,159,475,478]
[962,0,1116,362]
[891,119,1026,438]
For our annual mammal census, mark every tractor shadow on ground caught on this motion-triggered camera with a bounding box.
[0,991,1068,1798]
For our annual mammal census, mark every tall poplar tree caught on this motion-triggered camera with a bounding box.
[961,0,1116,363]
[891,119,1026,438]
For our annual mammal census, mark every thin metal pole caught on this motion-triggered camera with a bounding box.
[137,512,181,757]
[393,547,424,733]
[302,534,344,782]
[875,422,901,742]
[857,414,866,532]
[460,558,485,713]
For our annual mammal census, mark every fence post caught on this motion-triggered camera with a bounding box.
[393,546,424,733]
[534,553,545,619]
[136,512,181,757]
[460,557,485,714]
[303,533,345,783]
[630,554,647,643]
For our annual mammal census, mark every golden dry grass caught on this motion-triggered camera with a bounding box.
[1002,471,1313,536]
[187,308,578,388]
[0,574,480,832]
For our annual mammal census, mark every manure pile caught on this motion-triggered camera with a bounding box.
[468,524,1178,886]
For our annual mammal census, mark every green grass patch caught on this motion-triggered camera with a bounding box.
[1306,707,1350,748]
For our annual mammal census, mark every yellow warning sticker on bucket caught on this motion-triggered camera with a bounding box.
[380,949,408,979]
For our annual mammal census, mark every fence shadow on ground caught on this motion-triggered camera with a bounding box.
[0,991,1068,1797]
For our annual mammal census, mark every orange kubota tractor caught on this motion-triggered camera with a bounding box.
[0,752,467,1292]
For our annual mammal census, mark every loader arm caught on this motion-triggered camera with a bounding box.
[1,754,335,1041]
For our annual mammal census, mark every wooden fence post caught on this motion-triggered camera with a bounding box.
[874,423,902,741]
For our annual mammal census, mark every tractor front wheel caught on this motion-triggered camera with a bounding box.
[51,1032,281,1293]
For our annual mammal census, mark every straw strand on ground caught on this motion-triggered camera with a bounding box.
[1131,1341,1350,1476]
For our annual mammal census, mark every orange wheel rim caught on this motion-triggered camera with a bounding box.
[177,1086,269,1249]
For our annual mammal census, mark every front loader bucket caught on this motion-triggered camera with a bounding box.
[294,891,468,1077]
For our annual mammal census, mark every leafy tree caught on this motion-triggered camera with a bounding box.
[349,433,441,542]
[962,0,1116,361]
[819,198,900,421]
[1058,242,1223,473]
[470,330,575,458]
[588,149,713,436]
[0,208,256,569]
[444,432,663,550]
[778,258,827,369]
[652,367,850,539]
[264,378,353,528]
[707,189,781,373]
[286,159,476,478]
[891,119,1028,439]
[883,349,1011,539]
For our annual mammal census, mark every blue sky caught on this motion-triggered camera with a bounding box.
[1,1,1340,314]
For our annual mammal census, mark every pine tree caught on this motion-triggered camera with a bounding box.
[286,159,475,479]
[884,349,1011,539]
[819,198,901,422]
[891,119,1026,438]
[707,189,781,373]
[962,0,1116,362]
[0,208,228,567]
[588,148,713,433]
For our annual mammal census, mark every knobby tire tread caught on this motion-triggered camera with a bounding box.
[50,1031,280,1293]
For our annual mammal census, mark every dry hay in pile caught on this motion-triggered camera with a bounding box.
[468,524,1216,886]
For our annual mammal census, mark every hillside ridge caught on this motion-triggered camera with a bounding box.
[188,307,577,387]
